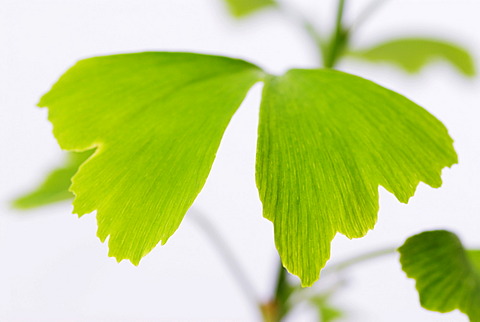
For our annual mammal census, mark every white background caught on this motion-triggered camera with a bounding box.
[1,0,479,321]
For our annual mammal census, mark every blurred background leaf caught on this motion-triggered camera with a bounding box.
[309,294,343,322]
[12,150,92,209]
[348,38,476,77]
[223,0,276,18]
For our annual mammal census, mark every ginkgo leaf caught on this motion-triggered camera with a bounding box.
[399,230,480,320]
[349,38,476,77]
[256,69,457,286]
[223,0,276,18]
[12,151,92,209]
[40,52,264,264]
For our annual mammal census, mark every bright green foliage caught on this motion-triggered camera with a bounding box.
[12,151,93,209]
[223,0,276,18]
[39,52,264,264]
[399,230,480,320]
[40,51,457,285]
[349,38,476,76]
[257,69,457,286]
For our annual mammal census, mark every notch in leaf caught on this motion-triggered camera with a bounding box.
[399,230,480,320]
[348,38,476,77]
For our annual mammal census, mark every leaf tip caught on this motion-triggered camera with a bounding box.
[300,278,317,288]
[10,197,30,210]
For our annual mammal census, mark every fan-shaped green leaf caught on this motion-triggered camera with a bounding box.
[223,0,276,18]
[399,230,480,320]
[349,38,475,77]
[12,151,92,209]
[40,52,264,264]
[256,69,457,286]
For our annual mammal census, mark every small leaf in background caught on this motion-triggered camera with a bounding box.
[223,0,276,18]
[348,38,476,77]
[41,52,264,264]
[12,151,93,209]
[399,230,480,321]
[257,69,457,286]
[310,295,343,322]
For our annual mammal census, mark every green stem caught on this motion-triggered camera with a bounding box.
[324,0,348,68]
[273,262,288,301]
[189,209,261,316]
[322,247,398,275]
[334,0,347,43]
[261,262,292,322]
[272,262,290,318]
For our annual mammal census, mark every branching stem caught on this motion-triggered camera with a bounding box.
[324,0,348,68]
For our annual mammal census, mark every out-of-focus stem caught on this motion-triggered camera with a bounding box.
[324,0,348,68]
[189,209,261,316]
[322,247,397,275]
